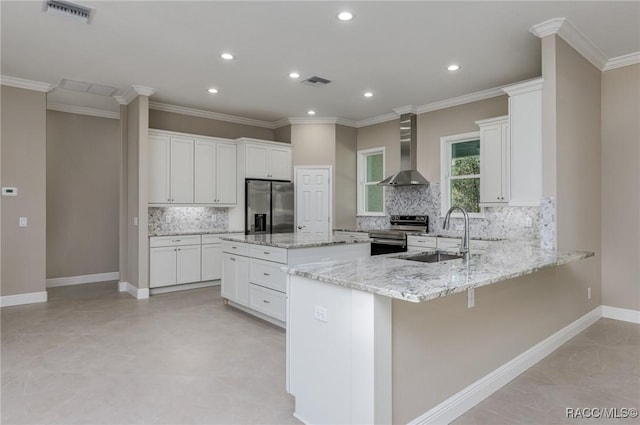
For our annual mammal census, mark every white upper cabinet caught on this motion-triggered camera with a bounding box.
[149,133,194,204]
[194,139,237,205]
[503,78,543,206]
[242,140,292,180]
[477,116,509,206]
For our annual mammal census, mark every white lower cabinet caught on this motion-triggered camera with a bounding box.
[249,285,286,322]
[150,246,178,288]
[222,252,249,304]
[176,245,202,284]
[149,235,202,288]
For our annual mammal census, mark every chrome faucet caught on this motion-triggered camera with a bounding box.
[443,206,470,261]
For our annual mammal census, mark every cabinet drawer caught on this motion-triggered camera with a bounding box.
[202,234,222,244]
[150,235,201,247]
[470,240,489,251]
[250,259,286,293]
[222,241,249,256]
[250,245,287,264]
[407,235,437,248]
[437,237,461,250]
[249,284,286,322]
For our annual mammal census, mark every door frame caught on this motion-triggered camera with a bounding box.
[293,165,333,235]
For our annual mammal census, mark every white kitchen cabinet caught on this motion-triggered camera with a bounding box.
[149,246,178,288]
[407,235,437,249]
[201,243,222,281]
[149,235,201,288]
[243,141,292,180]
[268,146,293,180]
[222,252,249,304]
[194,139,237,205]
[176,244,201,284]
[503,78,543,206]
[477,116,509,206]
[148,132,194,204]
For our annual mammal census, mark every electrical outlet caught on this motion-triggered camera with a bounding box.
[164,214,171,224]
[525,217,533,228]
[314,305,328,323]
[208,214,215,222]
[588,287,591,300]
[467,288,475,308]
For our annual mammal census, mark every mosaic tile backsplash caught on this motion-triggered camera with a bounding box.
[148,207,229,234]
[357,183,541,241]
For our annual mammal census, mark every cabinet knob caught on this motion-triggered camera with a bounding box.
[230,257,235,262]
[263,299,271,304]
[263,272,271,276]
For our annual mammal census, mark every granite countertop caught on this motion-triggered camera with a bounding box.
[220,232,371,249]
[149,229,245,237]
[285,241,593,303]
[414,232,504,242]
[333,228,374,233]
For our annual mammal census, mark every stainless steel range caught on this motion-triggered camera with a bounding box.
[369,215,428,255]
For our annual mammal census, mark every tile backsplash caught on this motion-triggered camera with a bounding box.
[148,207,229,234]
[357,183,541,241]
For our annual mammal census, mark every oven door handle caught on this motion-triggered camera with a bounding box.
[372,239,406,246]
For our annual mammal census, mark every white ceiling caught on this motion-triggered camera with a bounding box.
[2,1,639,123]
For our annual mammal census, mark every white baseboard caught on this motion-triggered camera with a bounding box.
[0,291,48,308]
[46,272,120,288]
[118,281,149,299]
[410,306,602,425]
[602,305,640,324]
[150,280,219,295]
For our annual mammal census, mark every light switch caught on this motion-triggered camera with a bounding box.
[133,217,138,226]
[2,187,17,196]
[19,217,27,227]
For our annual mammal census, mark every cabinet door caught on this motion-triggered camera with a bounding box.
[216,143,237,204]
[269,147,292,180]
[245,144,269,178]
[201,244,222,281]
[194,140,216,204]
[480,124,506,204]
[222,253,237,301]
[148,134,171,204]
[235,255,250,304]
[177,245,201,284]
[150,246,177,288]
[170,137,194,203]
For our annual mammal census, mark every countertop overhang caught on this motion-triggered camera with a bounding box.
[220,233,371,249]
[285,242,594,302]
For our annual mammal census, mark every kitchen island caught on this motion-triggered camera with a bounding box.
[285,241,594,424]
[219,232,370,327]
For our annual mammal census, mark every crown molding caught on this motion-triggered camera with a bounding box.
[603,52,640,71]
[47,102,120,119]
[114,85,156,105]
[271,118,291,129]
[0,75,54,92]
[417,86,506,115]
[149,101,275,129]
[530,17,607,70]
[502,77,544,96]
[393,105,417,115]
[355,112,400,128]
[336,118,358,127]
[288,117,340,125]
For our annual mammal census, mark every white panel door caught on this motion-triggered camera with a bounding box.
[170,137,194,203]
[194,140,216,204]
[150,246,177,288]
[201,244,222,281]
[296,168,330,237]
[177,245,201,284]
[148,134,171,203]
[245,144,269,178]
[269,147,292,180]
[216,143,237,204]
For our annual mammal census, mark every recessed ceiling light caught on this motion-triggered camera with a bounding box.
[307,110,316,115]
[364,91,373,98]
[448,64,460,71]
[220,53,234,60]
[337,11,353,21]
[207,88,219,94]
[289,72,300,79]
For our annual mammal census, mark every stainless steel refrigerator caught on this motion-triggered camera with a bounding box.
[245,179,294,235]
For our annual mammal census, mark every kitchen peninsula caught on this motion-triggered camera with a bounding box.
[219,232,370,327]
[285,242,594,424]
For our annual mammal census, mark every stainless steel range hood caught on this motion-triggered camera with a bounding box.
[378,113,429,186]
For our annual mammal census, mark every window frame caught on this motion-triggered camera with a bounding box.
[357,147,386,216]
[440,132,485,218]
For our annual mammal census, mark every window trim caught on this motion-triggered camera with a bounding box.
[440,132,485,219]
[357,147,386,216]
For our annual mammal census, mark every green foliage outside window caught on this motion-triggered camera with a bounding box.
[450,141,480,213]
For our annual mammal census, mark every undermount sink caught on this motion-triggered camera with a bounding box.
[404,251,464,263]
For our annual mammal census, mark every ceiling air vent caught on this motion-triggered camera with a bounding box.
[301,76,332,87]
[44,0,94,24]
[59,79,117,96]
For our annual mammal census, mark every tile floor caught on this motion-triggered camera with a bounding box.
[2,282,638,425]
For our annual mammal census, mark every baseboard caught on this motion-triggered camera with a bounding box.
[118,281,149,299]
[602,305,640,324]
[0,291,48,308]
[46,272,120,288]
[150,280,219,295]
[409,306,602,425]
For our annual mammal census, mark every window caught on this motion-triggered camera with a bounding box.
[440,132,482,216]
[357,147,385,215]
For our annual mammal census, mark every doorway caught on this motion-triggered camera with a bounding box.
[294,166,331,237]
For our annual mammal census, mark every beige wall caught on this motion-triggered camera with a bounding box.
[335,125,357,229]
[356,97,508,184]
[601,64,640,310]
[274,124,291,143]
[0,86,47,297]
[149,109,274,141]
[46,111,120,278]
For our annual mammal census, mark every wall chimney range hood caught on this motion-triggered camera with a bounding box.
[378,113,429,186]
